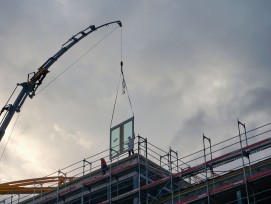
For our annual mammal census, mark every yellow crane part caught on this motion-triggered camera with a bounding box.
[0,176,74,194]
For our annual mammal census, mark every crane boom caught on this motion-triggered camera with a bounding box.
[0,21,122,141]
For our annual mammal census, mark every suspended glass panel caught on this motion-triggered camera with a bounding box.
[110,117,134,159]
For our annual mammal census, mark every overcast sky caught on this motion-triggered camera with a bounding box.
[0,1,271,182]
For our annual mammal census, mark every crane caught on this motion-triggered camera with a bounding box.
[0,21,122,142]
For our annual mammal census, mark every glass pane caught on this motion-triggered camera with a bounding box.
[124,120,133,151]
[111,128,120,158]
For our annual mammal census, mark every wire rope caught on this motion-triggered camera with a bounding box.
[0,111,21,162]
[36,26,119,95]
[110,73,122,128]
[110,26,134,129]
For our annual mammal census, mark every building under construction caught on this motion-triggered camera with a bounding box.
[1,20,271,204]
[1,120,271,204]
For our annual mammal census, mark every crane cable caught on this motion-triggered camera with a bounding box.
[0,25,120,162]
[0,112,21,162]
[121,63,134,116]
[0,85,20,163]
[36,25,119,95]
[110,27,134,128]
[0,85,18,117]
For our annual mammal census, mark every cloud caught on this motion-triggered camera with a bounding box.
[52,123,93,149]
[0,1,271,185]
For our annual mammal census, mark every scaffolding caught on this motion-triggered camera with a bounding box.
[1,122,271,203]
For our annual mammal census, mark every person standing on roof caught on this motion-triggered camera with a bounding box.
[127,134,135,156]
[100,158,108,175]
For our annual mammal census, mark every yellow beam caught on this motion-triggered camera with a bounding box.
[0,176,75,195]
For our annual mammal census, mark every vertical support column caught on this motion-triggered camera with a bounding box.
[133,174,139,204]
[209,138,216,192]
[82,158,92,204]
[81,159,86,204]
[57,170,66,203]
[238,119,250,204]
[169,147,174,204]
[138,135,141,204]
[57,171,60,204]
[238,120,253,176]
[203,135,215,192]
[145,138,148,186]
[176,151,181,203]
[109,156,112,204]
[203,134,210,204]
[238,120,256,204]
[40,183,43,200]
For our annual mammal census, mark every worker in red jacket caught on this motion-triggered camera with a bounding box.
[100,158,108,175]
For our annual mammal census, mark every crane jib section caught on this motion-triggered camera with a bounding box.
[0,21,122,141]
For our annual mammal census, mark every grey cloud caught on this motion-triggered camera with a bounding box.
[240,87,271,117]
[0,0,271,182]
[170,110,208,152]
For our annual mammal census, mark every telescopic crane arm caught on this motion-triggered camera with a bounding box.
[0,21,122,141]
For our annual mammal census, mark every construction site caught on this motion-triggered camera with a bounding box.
[1,21,271,204]
[0,118,271,204]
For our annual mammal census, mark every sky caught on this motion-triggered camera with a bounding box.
[0,0,271,182]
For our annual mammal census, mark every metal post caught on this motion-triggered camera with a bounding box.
[176,151,179,172]
[238,120,256,204]
[176,151,181,203]
[203,134,210,204]
[169,147,173,204]
[57,171,60,204]
[204,135,215,191]
[57,170,66,203]
[82,158,91,204]
[138,135,141,204]
[82,159,86,204]
[238,119,250,204]
[160,155,162,167]
[32,179,36,203]
[238,121,252,176]
[83,159,86,178]
[168,148,178,203]
[145,138,148,186]
[89,162,92,178]
[109,157,112,204]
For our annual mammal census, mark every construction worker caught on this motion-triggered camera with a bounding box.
[100,158,108,175]
[127,135,135,156]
